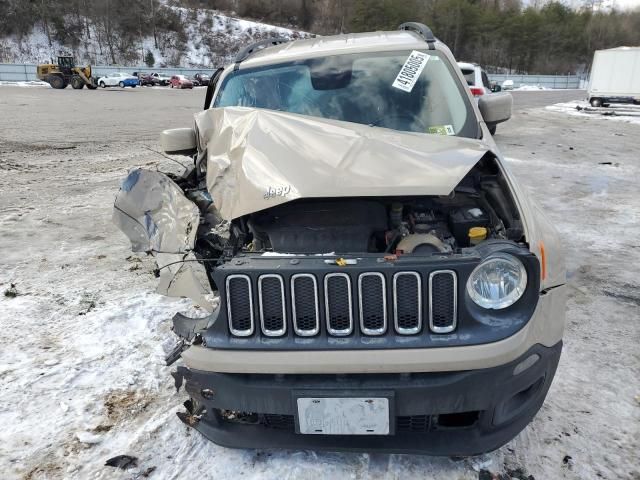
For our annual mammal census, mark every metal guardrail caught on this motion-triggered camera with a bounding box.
[0,63,586,89]
[487,73,585,89]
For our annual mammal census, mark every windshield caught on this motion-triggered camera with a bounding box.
[215,50,478,138]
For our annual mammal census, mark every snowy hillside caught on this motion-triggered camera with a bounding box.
[0,6,307,68]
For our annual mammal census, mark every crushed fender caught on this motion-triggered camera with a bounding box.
[113,168,214,311]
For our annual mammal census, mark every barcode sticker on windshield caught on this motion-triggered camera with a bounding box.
[392,51,430,93]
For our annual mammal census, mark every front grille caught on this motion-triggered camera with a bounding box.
[429,270,457,333]
[393,272,422,334]
[358,273,387,335]
[225,270,459,338]
[226,275,254,336]
[258,274,286,336]
[291,274,319,336]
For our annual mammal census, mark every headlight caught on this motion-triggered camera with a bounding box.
[467,252,527,309]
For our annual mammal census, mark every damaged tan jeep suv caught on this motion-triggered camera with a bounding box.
[114,23,565,455]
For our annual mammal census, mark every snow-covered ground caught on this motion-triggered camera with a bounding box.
[547,100,640,125]
[512,85,550,91]
[0,88,638,480]
[0,7,306,67]
[0,81,50,88]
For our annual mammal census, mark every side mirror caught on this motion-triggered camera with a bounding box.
[478,92,512,125]
[491,84,502,92]
[160,128,196,155]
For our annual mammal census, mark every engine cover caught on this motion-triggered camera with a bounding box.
[250,200,387,254]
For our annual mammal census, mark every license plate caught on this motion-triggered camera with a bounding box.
[296,397,389,435]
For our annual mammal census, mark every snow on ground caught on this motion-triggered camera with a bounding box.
[0,7,306,68]
[0,81,50,88]
[0,88,638,480]
[512,85,550,91]
[547,100,640,125]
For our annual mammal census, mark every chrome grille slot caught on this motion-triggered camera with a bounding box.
[324,273,353,336]
[258,274,286,336]
[291,274,319,336]
[429,270,457,333]
[393,272,422,335]
[358,272,387,335]
[226,274,254,336]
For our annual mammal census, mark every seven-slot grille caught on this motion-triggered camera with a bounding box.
[226,270,457,337]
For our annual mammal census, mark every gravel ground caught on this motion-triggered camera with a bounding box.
[0,86,638,480]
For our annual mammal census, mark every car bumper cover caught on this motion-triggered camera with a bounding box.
[175,341,562,456]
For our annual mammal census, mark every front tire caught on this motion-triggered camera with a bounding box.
[47,75,65,89]
[119,81,125,88]
[590,97,602,107]
[100,81,106,88]
[71,76,85,89]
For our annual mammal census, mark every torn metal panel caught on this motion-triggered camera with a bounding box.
[113,169,214,311]
[195,107,491,221]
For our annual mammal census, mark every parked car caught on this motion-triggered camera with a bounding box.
[194,73,211,86]
[502,79,515,91]
[134,72,158,86]
[114,22,563,457]
[170,75,193,89]
[186,75,201,87]
[140,72,172,86]
[458,61,501,134]
[96,72,138,88]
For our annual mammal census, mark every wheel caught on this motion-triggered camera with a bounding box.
[170,84,174,88]
[590,97,602,107]
[132,85,136,88]
[488,124,497,135]
[119,81,125,88]
[100,81,106,88]
[47,75,65,89]
[71,76,85,89]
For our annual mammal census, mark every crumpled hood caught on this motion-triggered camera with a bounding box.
[195,107,491,220]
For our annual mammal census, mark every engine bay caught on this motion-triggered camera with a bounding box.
[191,155,525,271]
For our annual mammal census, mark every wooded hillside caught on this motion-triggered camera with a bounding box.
[1,0,639,73]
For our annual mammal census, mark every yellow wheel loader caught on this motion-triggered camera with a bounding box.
[36,56,98,90]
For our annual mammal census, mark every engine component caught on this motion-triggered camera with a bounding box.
[468,226,488,246]
[396,233,449,254]
[250,200,387,253]
[448,207,490,247]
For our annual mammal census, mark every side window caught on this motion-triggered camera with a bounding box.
[461,69,475,86]
[481,71,491,89]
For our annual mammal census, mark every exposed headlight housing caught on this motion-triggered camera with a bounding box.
[467,252,527,309]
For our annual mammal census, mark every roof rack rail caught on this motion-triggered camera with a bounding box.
[398,22,436,49]
[234,37,290,70]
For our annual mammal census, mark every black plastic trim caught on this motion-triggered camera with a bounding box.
[178,342,562,456]
[202,244,540,351]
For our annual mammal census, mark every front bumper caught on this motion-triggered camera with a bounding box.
[176,342,561,456]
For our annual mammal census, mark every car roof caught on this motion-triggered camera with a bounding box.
[457,62,478,70]
[240,30,436,69]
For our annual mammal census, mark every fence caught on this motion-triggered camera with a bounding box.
[0,63,217,82]
[0,63,587,89]
[487,73,585,89]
